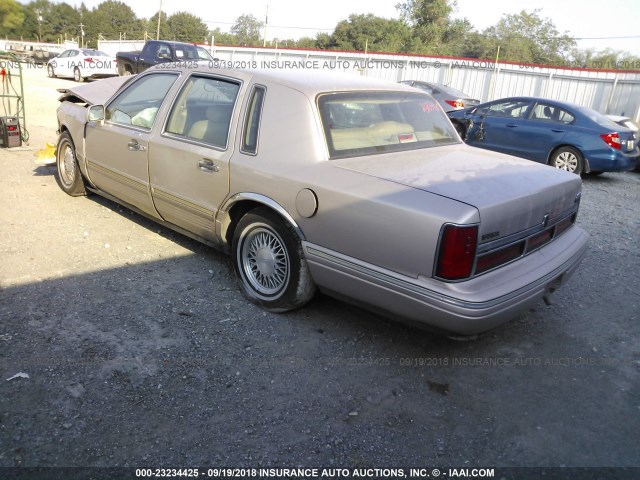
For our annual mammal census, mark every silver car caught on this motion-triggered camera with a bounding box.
[55,65,589,335]
[399,80,480,112]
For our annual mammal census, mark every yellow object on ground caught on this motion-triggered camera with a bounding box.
[33,143,56,165]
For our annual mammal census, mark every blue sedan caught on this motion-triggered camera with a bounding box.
[448,97,639,174]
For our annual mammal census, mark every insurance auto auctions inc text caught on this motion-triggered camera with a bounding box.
[204,467,496,478]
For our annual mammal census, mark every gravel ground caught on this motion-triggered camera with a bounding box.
[0,65,639,478]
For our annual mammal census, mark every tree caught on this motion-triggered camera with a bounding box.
[478,10,576,65]
[49,2,81,42]
[395,0,472,55]
[0,0,24,34]
[210,27,236,46]
[230,14,263,46]
[166,12,208,43]
[295,36,318,49]
[329,14,412,53]
[148,10,170,40]
[397,0,453,28]
[85,0,144,42]
[313,32,333,50]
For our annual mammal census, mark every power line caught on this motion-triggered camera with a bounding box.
[202,19,640,42]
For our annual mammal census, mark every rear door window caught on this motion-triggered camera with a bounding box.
[241,85,266,154]
[531,103,575,124]
[164,75,240,149]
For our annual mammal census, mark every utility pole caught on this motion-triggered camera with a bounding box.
[156,0,163,40]
[262,4,268,47]
[35,9,43,42]
[79,22,85,48]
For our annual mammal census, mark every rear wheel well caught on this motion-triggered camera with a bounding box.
[224,200,300,250]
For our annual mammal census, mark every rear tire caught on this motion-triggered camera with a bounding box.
[232,208,316,312]
[55,132,87,196]
[73,67,84,82]
[550,146,583,174]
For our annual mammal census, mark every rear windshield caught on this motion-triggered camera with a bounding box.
[318,92,459,159]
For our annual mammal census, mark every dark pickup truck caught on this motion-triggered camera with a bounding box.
[116,40,214,75]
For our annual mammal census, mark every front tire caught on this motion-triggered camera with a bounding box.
[73,67,84,82]
[47,64,56,78]
[55,132,87,196]
[550,146,583,174]
[232,208,316,312]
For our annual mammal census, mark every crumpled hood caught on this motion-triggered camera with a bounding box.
[57,75,132,105]
[333,144,582,240]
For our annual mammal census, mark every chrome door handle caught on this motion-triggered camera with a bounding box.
[198,159,219,172]
[127,140,146,151]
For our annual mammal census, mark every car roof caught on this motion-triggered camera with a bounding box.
[484,96,584,110]
[479,96,632,130]
[148,64,421,96]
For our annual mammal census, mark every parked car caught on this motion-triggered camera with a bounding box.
[116,40,204,76]
[54,66,589,335]
[400,80,479,112]
[607,114,639,133]
[47,48,118,82]
[448,97,639,175]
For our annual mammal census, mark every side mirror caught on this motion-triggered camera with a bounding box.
[87,104,105,124]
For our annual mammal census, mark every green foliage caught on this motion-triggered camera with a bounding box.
[210,27,236,47]
[147,11,170,40]
[0,0,24,33]
[477,10,576,65]
[1,0,636,70]
[230,14,263,46]
[573,48,640,70]
[394,0,472,56]
[166,12,208,43]
[83,0,144,43]
[328,14,412,53]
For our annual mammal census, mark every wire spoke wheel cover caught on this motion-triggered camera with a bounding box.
[59,142,76,187]
[55,132,86,196]
[232,208,316,312]
[240,226,290,297]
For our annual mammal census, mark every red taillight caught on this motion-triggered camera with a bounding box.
[476,242,524,274]
[600,132,621,150]
[445,100,464,109]
[84,57,94,63]
[525,229,553,253]
[435,224,478,280]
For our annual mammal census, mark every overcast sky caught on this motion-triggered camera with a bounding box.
[28,0,640,55]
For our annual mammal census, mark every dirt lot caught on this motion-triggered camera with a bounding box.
[1,65,639,478]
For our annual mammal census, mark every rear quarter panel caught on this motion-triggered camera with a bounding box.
[228,81,479,278]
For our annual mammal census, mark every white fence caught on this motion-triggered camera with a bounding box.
[1,40,76,60]
[98,40,640,121]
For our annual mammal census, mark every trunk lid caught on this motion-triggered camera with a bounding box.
[332,144,582,243]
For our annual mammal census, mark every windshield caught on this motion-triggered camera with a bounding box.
[82,49,110,57]
[196,47,215,61]
[318,92,459,159]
